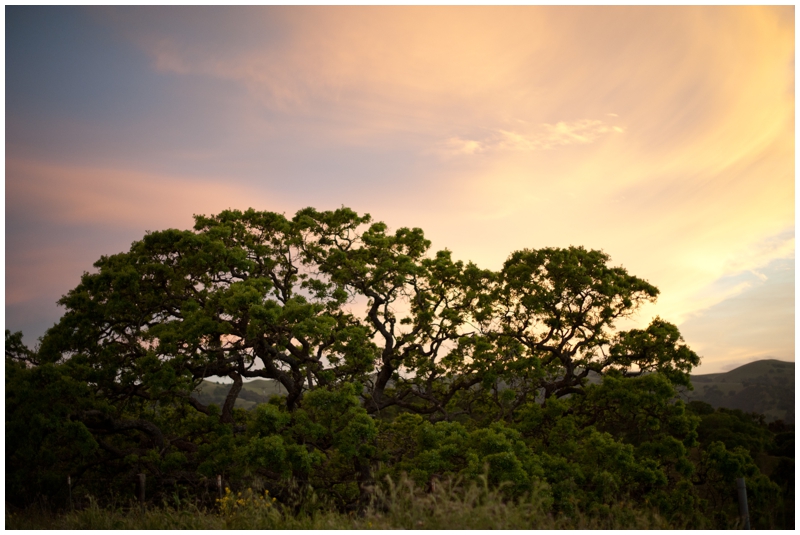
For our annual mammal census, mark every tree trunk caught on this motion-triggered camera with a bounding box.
[221,372,243,424]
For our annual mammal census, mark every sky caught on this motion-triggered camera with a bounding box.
[5,6,795,374]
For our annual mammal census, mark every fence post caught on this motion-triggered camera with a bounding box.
[217,475,223,500]
[736,477,750,529]
[67,475,73,511]
[137,473,146,512]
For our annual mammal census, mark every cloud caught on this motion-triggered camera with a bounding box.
[678,258,794,373]
[5,157,283,316]
[444,137,484,155]
[87,7,792,162]
[5,243,89,306]
[6,158,279,230]
[441,119,625,156]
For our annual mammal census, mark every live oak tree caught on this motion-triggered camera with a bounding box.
[38,208,696,420]
[7,206,716,517]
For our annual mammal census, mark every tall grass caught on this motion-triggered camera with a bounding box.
[6,474,669,530]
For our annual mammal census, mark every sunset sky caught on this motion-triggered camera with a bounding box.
[5,6,795,373]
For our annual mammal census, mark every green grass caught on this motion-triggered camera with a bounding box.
[6,475,670,530]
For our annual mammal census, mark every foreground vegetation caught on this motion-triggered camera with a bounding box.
[6,474,673,529]
[5,207,794,529]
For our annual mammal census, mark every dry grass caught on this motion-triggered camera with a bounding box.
[5,474,669,530]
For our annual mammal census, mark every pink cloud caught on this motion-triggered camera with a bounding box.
[6,158,281,230]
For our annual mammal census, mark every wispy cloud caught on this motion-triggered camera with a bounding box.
[5,158,280,230]
[678,258,794,372]
[442,119,624,156]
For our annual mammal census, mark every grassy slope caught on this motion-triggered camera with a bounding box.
[193,379,288,410]
[680,359,795,423]
[195,359,795,423]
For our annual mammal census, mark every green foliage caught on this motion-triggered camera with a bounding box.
[6,331,101,506]
[5,206,790,528]
[694,408,773,456]
[688,404,792,528]
[376,415,541,497]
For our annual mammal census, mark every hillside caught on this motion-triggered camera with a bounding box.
[194,378,288,410]
[679,359,795,424]
[196,359,795,423]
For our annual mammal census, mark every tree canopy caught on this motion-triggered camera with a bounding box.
[39,207,697,417]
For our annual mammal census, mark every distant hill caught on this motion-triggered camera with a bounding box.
[194,378,287,411]
[678,359,795,424]
[194,359,795,424]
